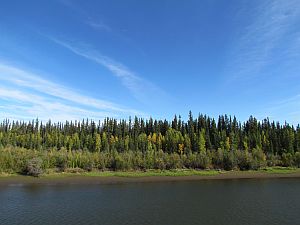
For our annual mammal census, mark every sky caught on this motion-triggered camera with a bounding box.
[0,0,300,125]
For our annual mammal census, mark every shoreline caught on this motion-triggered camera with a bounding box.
[1,168,300,186]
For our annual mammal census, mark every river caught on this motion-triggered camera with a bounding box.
[0,178,299,225]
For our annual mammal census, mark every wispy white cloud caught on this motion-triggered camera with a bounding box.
[86,20,112,32]
[222,0,300,125]
[0,62,144,121]
[256,94,300,125]
[59,0,112,32]
[47,37,164,102]
[0,87,116,119]
[226,0,300,81]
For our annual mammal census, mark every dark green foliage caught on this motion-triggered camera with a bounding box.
[0,114,299,172]
[1,147,300,173]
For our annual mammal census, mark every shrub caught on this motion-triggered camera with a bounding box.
[294,152,300,168]
[154,157,166,170]
[131,151,145,170]
[144,151,155,169]
[250,148,267,170]
[153,150,166,170]
[165,153,182,169]
[196,151,211,169]
[184,153,197,168]
[281,153,294,167]
[112,154,130,171]
[223,151,237,170]
[24,157,43,177]
[212,148,225,169]
[185,152,211,169]
[91,152,106,170]
[55,155,68,172]
[236,150,251,170]
[266,153,278,167]
[83,161,94,172]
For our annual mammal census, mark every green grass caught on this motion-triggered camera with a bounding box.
[0,172,18,178]
[83,169,220,177]
[44,169,220,178]
[261,167,300,174]
[2,167,300,179]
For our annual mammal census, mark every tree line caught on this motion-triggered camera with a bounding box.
[1,112,300,174]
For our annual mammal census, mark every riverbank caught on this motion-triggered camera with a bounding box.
[1,167,300,186]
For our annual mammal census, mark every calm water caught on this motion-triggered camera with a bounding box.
[0,178,300,225]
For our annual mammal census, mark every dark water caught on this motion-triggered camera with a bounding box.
[0,179,300,225]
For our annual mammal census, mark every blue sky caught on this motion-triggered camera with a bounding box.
[0,0,300,124]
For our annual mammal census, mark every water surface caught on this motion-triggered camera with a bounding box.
[0,178,300,225]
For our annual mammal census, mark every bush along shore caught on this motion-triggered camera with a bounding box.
[0,113,300,177]
[0,147,300,177]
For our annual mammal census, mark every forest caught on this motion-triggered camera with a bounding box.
[1,112,300,176]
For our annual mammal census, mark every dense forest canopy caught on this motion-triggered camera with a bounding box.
[1,112,299,154]
[1,112,300,174]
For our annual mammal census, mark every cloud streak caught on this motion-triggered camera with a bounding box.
[59,0,112,32]
[0,62,144,121]
[86,20,112,32]
[226,0,300,81]
[259,94,300,126]
[0,88,115,121]
[48,37,164,102]
[221,0,300,125]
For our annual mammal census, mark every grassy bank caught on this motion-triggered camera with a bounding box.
[261,167,300,174]
[65,169,221,178]
[1,167,300,180]
[1,146,300,181]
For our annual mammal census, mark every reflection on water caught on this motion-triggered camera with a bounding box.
[0,179,300,225]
